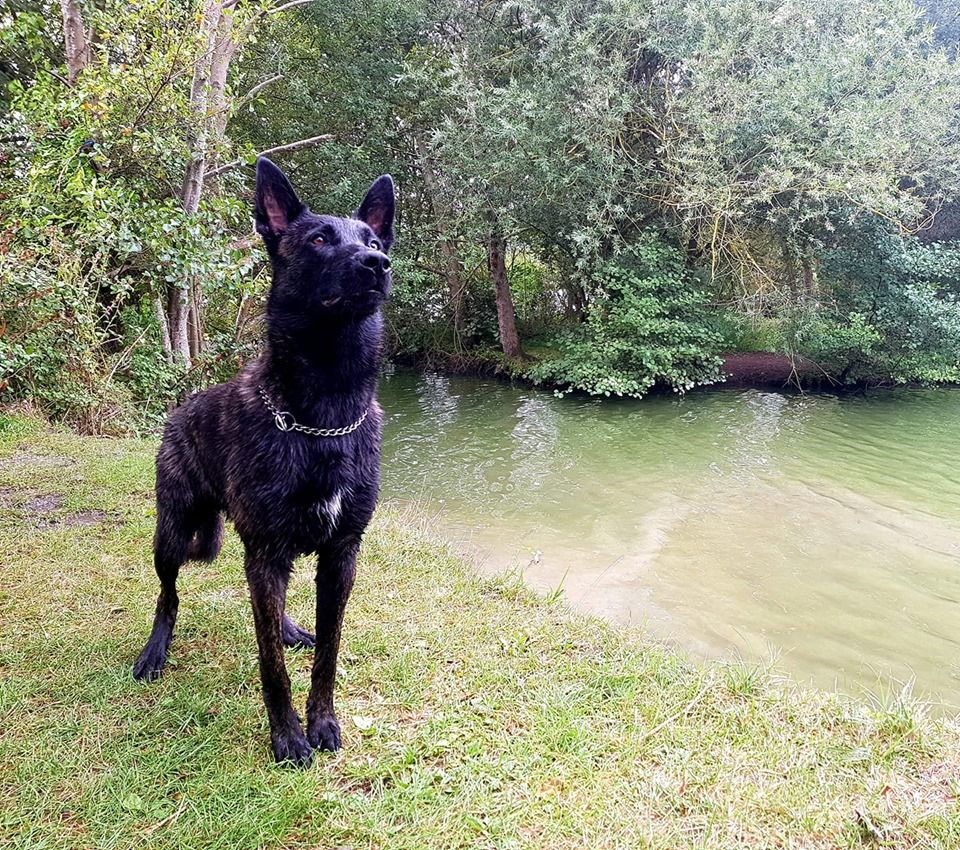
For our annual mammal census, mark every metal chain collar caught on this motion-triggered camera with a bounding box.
[257,386,368,437]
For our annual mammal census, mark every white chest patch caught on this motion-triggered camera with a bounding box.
[316,490,343,527]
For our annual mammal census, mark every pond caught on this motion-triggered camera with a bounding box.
[378,370,960,707]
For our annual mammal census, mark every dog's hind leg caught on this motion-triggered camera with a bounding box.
[133,553,184,681]
[186,511,224,562]
[281,611,315,649]
[133,502,192,682]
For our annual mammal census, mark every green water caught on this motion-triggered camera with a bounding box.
[378,370,960,706]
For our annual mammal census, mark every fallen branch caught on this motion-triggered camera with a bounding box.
[206,134,333,177]
[142,795,189,837]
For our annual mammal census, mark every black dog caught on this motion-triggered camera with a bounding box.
[133,158,394,766]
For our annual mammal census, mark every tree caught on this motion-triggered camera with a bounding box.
[417,1,594,356]
[43,0,332,368]
[634,0,960,290]
[7,0,960,424]
[486,220,523,358]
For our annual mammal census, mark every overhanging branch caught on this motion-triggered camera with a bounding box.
[229,0,319,43]
[241,73,284,103]
[206,134,334,177]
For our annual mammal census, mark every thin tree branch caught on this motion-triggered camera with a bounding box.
[635,674,715,745]
[223,0,316,12]
[241,73,284,103]
[266,0,317,14]
[206,133,334,177]
[183,73,284,130]
[234,0,319,43]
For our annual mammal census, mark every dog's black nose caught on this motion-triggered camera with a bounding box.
[357,250,391,274]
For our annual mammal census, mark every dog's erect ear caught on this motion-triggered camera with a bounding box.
[255,157,304,241]
[355,175,395,249]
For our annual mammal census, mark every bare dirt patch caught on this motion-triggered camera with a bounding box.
[0,485,116,530]
[30,508,116,531]
[721,352,821,388]
[0,450,77,470]
[62,509,110,528]
[22,493,65,514]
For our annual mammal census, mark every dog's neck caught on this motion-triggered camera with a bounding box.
[262,311,382,424]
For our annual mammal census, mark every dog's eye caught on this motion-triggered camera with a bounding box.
[312,236,325,246]
[369,239,381,251]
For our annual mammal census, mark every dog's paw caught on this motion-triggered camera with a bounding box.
[132,643,167,682]
[271,727,314,767]
[281,616,316,650]
[308,713,342,752]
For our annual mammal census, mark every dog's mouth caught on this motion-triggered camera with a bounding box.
[363,282,388,298]
[320,285,388,310]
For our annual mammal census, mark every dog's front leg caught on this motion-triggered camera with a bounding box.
[306,534,359,751]
[245,550,313,766]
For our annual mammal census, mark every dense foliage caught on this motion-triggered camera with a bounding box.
[529,237,723,397]
[794,230,960,384]
[3,0,960,428]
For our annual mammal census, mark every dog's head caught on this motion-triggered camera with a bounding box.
[254,157,394,323]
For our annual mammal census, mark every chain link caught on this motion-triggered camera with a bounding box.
[257,386,368,437]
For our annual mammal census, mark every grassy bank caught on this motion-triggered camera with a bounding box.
[1,414,958,849]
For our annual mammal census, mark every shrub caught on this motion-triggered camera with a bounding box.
[0,250,135,432]
[528,236,724,397]
[710,310,787,353]
[791,231,960,384]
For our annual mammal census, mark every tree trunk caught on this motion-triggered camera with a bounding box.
[440,238,467,337]
[154,296,173,364]
[487,223,524,359]
[188,289,203,361]
[59,0,90,85]
[166,285,191,365]
[801,255,818,298]
[208,7,237,140]
[167,0,230,366]
[564,282,587,320]
[780,237,800,303]
[181,0,221,217]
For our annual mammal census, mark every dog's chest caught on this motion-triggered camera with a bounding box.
[281,448,358,540]
[236,417,380,551]
[273,481,349,549]
[314,488,345,527]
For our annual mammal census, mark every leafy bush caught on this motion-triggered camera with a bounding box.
[509,254,563,339]
[528,236,724,397]
[383,260,452,355]
[791,231,960,384]
[0,250,134,432]
[385,254,504,356]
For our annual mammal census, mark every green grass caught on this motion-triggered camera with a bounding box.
[1,413,958,849]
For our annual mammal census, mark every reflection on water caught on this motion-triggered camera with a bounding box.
[379,371,960,706]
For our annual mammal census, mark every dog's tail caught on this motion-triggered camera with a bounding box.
[186,513,224,563]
